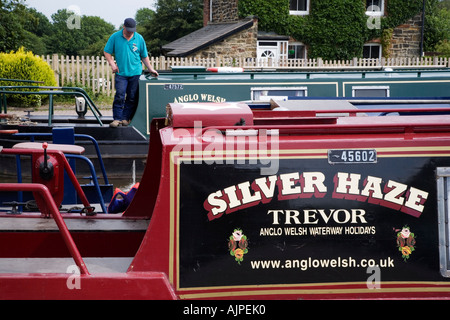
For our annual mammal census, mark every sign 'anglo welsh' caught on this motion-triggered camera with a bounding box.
[203,171,429,221]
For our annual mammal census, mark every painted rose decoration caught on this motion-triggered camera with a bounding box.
[396,226,416,261]
[228,229,248,264]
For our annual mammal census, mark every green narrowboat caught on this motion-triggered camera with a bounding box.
[134,68,450,137]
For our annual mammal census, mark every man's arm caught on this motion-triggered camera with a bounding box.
[142,56,159,77]
[104,51,119,73]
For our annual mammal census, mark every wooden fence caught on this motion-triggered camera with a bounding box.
[41,54,450,97]
[41,54,115,96]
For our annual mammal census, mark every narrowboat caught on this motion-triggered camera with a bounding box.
[133,67,450,137]
[0,84,148,179]
[1,100,450,299]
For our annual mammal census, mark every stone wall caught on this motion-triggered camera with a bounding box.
[204,0,239,25]
[389,14,423,58]
[211,0,239,23]
[188,19,258,60]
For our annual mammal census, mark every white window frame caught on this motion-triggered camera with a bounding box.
[251,86,308,101]
[366,0,384,16]
[363,43,382,59]
[352,86,390,98]
[257,40,289,61]
[289,0,309,15]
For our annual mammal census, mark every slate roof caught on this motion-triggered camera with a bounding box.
[162,18,255,57]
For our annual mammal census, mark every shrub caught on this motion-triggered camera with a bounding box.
[0,47,57,107]
[435,39,450,57]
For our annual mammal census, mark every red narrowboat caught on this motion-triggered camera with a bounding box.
[1,100,450,300]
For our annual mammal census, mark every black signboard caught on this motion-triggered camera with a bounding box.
[177,155,447,289]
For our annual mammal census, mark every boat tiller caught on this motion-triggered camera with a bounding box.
[32,142,64,215]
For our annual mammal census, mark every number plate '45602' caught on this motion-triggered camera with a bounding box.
[328,149,377,164]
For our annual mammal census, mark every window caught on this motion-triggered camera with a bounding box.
[363,43,382,59]
[288,42,307,59]
[366,0,384,16]
[352,86,390,98]
[437,167,450,277]
[251,87,307,101]
[290,0,309,15]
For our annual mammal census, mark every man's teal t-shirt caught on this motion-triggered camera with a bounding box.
[104,30,148,77]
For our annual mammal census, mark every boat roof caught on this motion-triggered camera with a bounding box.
[145,68,450,82]
[162,101,450,138]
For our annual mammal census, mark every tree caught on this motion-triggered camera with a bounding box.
[22,8,53,55]
[439,0,450,10]
[0,0,29,52]
[136,7,155,27]
[137,0,203,56]
[425,0,450,51]
[45,9,115,56]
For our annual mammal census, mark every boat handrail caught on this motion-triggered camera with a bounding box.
[0,182,89,275]
[0,85,103,126]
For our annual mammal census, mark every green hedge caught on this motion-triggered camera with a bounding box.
[0,47,57,107]
[299,0,367,60]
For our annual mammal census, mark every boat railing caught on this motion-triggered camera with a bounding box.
[0,182,89,275]
[0,85,103,126]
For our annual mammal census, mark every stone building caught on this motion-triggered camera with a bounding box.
[162,0,423,60]
[389,14,423,58]
[162,0,258,60]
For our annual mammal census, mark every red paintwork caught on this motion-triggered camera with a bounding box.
[0,272,176,300]
[0,231,144,257]
[1,104,450,299]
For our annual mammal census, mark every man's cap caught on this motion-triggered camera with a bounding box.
[124,18,136,32]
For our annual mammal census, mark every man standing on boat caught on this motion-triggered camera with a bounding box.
[104,18,159,128]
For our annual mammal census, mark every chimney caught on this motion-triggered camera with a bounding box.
[204,0,239,25]
[203,0,211,26]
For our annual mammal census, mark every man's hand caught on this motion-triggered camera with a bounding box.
[104,51,119,74]
[111,63,119,74]
[142,56,158,77]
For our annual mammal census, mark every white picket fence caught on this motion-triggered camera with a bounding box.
[42,54,115,96]
[41,54,450,97]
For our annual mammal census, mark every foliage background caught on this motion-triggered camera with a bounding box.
[0,0,449,59]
